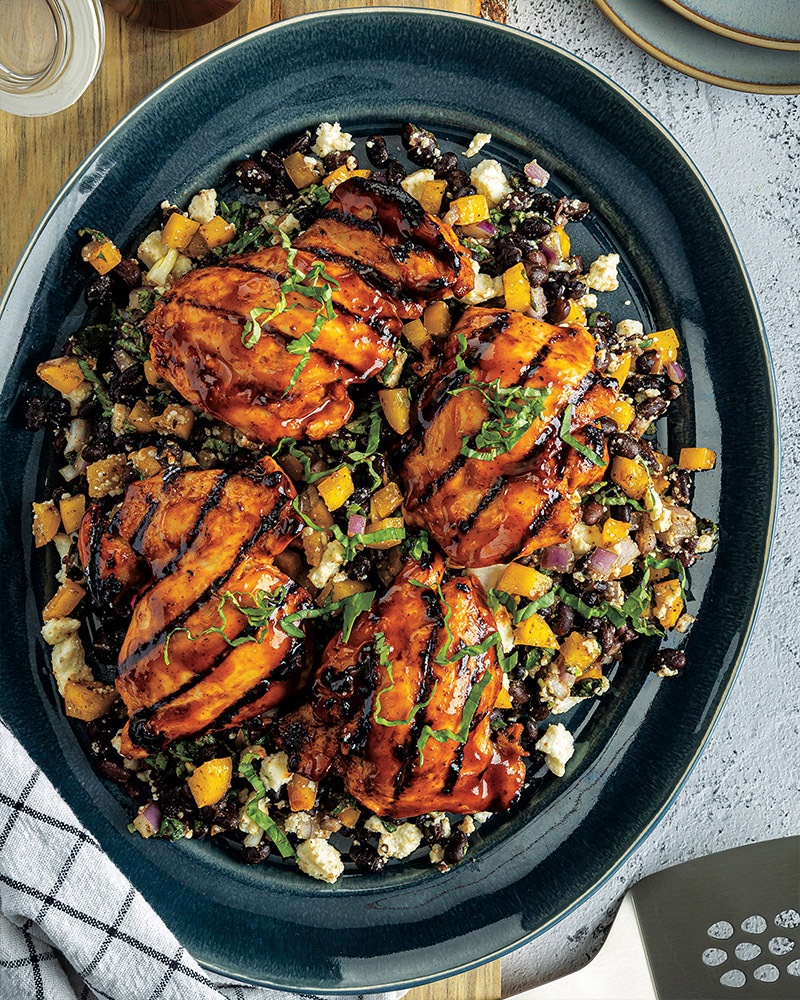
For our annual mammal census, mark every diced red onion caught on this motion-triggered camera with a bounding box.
[587,548,618,575]
[549,670,571,700]
[458,221,498,240]
[474,219,498,236]
[539,241,559,265]
[133,802,162,839]
[348,513,366,537]
[613,537,640,569]
[666,361,685,384]
[524,159,550,188]
[540,545,571,572]
[530,287,548,319]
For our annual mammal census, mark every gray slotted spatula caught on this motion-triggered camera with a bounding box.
[512,837,799,1000]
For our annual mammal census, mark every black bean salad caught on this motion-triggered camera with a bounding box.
[27,121,718,883]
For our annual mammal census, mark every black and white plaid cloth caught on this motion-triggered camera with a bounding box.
[0,720,405,1000]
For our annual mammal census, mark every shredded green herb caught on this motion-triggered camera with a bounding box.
[239,752,295,858]
[372,631,437,727]
[292,496,405,565]
[559,403,606,467]
[279,588,375,643]
[416,670,493,763]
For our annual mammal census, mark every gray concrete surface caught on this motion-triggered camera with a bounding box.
[501,1,800,994]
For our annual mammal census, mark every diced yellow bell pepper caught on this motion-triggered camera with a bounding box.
[287,774,318,812]
[186,757,233,808]
[498,563,552,601]
[554,224,570,259]
[610,456,649,500]
[323,165,371,191]
[371,482,403,520]
[422,301,452,338]
[608,398,635,432]
[128,399,155,431]
[379,388,411,435]
[649,328,679,371]
[513,612,559,648]
[143,360,166,387]
[198,215,236,248]
[678,447,716,471]
[317,466,354,512]
[330,578,371,602]
[83,239,122,275]
[502,262,532,313]
[609,351,632,387]
[401,318,431,351]
[364,517,404,549]
[650,451,672,493]
[559,631,601,670]
[444,194,489,226]
[419,179,447,215]
[564,298,586,326]
[36,357,85,395]
[32,501,61,548]
[161,213,201,251]
[64,679,118,722]
[649,566,670,581]
[495,687,513,710]
[283,151,323,189]
[601,518,631,546]
[43,580,85,621]
[652,579,683,629]
[59,494,86,534]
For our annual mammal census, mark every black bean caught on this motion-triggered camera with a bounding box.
[348,550,373,582]
[384,159,407,186]
[566,280,586,300]
[582,500,604,525]
[551,603,575,636]
[636,349,658,375]
[23,397,47,432]
[238,844,272,865]
[442,168,468,195]
[324,151,356,172]
[365,135,390,167]
[401,122,441,166]
[527,266,548,288]
[159,202,179,222]
[451,184,477,200]
[349,842,387,873]
[81,441,108,463]
[275,130,312,158]
[113,258,142,290]
[664,383,681,400]
[499,190,533,213]
[616,622,637,643]
[568,255,584,277]
[596,415,618,437]
[529,191,558,217]
[109,363,144,403]
[610,433,640,459]
[517,216,552,239]
[97,760,130,785]
[433,151,459,178]
[509,681,530,706]
[609,503,631,523]
[598,620,620,657]
[671,470,692,505]
[85,274,114,308]
[637,396,669,421]
[494,247,522,274]
[444,832,468,865]
[156,439,183,466]
[233,159,273,194]
[649,649,687,673]
[52,431,66,455]
[593,313,613,338]
[637,440,660,473]
[545,297,570,324]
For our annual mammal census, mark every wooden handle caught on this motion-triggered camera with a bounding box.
[271,0,507,19]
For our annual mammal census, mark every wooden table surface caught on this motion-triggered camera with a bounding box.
[0,2,505,997]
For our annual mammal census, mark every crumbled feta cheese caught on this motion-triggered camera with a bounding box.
[41,617,80,646]
[238,797,261,836]
[469,159,512,206]
[535,723,575,777]
[464,132,492,158]
[171,253,193,281]
[656,665,679,678]
[284,811,314,838]
[65,381,92,415]
[616,318,644,340]
[53,533,72,562]
[260,752,290,793]
[458,816,475,836]
[51,633,91,697]
[550,695,583,716]
[187,188,217,225]
[584,254,620,292]
[695,534,715,553]
[569,522,597,558]
[401,169,435,203]
[308,538,345,589]
[494,605,515,654]
[363,816,384,835]
[429,844,445,864]
[580,292,598,309]
[376,822,423,859]
[296,838,344,883]
[276,212,300,235]
[473,811,492,825]
[675,614,696,633]
[459,269,503,305]
[311,121,354,158]
[137,230,170,269]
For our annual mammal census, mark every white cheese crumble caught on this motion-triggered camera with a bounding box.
[375,822,423,859]
[284,812,314,838]
[296,838,344,883]
[308,538,345,588]
[458,816,475,836]
[311,121,354,158]
[137,230,170,269]
[187,188,217,225]
[695,534,715,553]
[463,132,492,158]
[459,265,503,305]
[535,723,575,777]
[570,522,598,558]
[41,617,80,646]
[616,318,644,340]
[469,159,512,206]
[584,253,620,292]
[259,752,290,793]
[51,633,92,697]
[580,292,598,309]
[429,844,445,864]
[401,169,435,203]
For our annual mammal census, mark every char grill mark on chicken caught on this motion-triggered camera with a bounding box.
[400,308,620,568]
[146,245,401,445]
[294,176,475,318]
[78,457,311,757]
[144,178,475,445]
[282,556,525,818]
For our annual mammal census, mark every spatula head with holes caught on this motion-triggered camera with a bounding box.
[517,837,799,1000]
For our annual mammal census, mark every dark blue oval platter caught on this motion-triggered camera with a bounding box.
[0,9,778,994]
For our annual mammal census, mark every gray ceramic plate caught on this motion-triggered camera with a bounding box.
[660,0,800,50]
[596,0,800,92]
[0,9,778,993]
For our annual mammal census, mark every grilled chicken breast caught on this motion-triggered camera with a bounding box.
[78,457,311,757]
[401,308,620,567]
[147,245,401,445]
[295,176,475,318]
[283,556,526,818]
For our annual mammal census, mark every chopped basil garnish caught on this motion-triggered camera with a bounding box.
[416,670,493,763]
[373,631,437,727]
[239,752,295,858]
[559,403,605,467]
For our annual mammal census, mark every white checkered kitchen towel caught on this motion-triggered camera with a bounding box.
[0,720,405,1000]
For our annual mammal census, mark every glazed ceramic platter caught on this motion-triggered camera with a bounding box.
[661,0,800,50]
[596,0,800,92]
[0,10,777,992]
